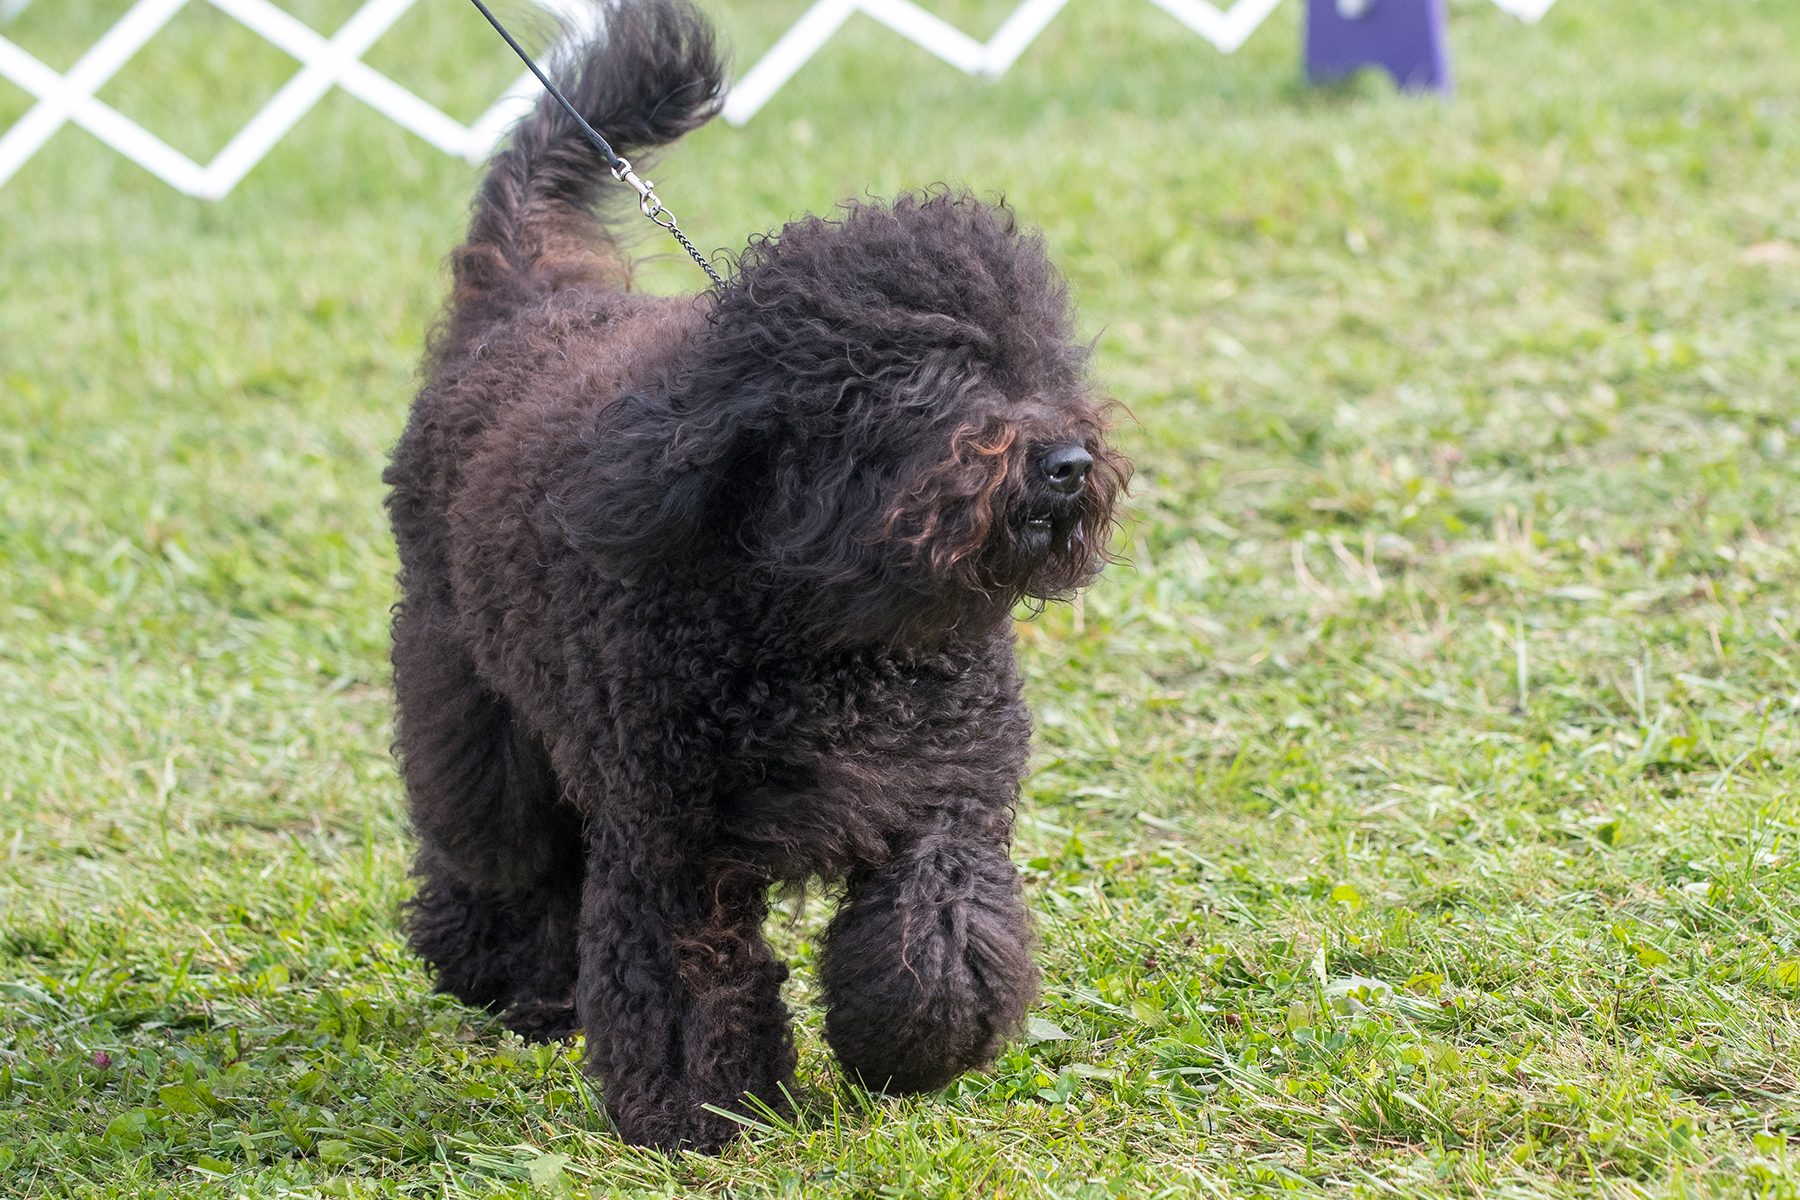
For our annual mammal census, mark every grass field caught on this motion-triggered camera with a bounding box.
[3,0,1799,1194]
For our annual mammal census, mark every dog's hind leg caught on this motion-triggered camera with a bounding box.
[818,836,1038,1094]
[393,600,572,892]
[392,600,583,1033]
[405,845,582,1040]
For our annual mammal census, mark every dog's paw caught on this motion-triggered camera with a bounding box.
[615,1102,752,1155]
[820,843,1038,1094]
[503,998,581,1043]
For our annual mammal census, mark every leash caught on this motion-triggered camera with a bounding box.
[468,0,727,289]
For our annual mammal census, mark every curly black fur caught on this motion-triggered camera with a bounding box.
[383,0,1128,1154]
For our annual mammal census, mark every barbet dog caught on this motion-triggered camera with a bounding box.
[384,0,1127,1153]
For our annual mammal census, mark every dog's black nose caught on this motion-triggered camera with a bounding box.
[1040,444,1093,496]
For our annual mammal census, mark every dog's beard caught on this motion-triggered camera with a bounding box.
[971,437,1126,608]
[759,505,1102,650]
[994,493,1113,604]
[740,415,1125,648]
[1014,493,1083,563]
[868,471,1118,645]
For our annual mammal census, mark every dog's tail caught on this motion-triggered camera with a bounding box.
[452,0,725,307]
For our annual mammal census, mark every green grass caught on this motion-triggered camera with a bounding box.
[3,0,1799,1194]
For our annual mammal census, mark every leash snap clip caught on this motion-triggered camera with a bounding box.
[612,156,679,232]
[610,157,659,213]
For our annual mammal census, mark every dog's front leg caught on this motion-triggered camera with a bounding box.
[820,835,1038,1095]
[575,807,795,1153]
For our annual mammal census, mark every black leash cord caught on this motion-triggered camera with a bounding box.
[468,0,727,288]
[469,0,625,172]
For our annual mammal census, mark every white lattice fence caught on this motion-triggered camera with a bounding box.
[0,0,1556,199]
[0,0,597,197]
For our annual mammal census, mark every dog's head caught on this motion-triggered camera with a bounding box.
[581,192,1128,647]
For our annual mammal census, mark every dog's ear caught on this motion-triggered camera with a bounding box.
[551,383,757,569]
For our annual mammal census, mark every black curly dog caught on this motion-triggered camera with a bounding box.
[383,0,1127,1153]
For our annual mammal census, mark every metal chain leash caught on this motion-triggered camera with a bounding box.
[610,157,728,289]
